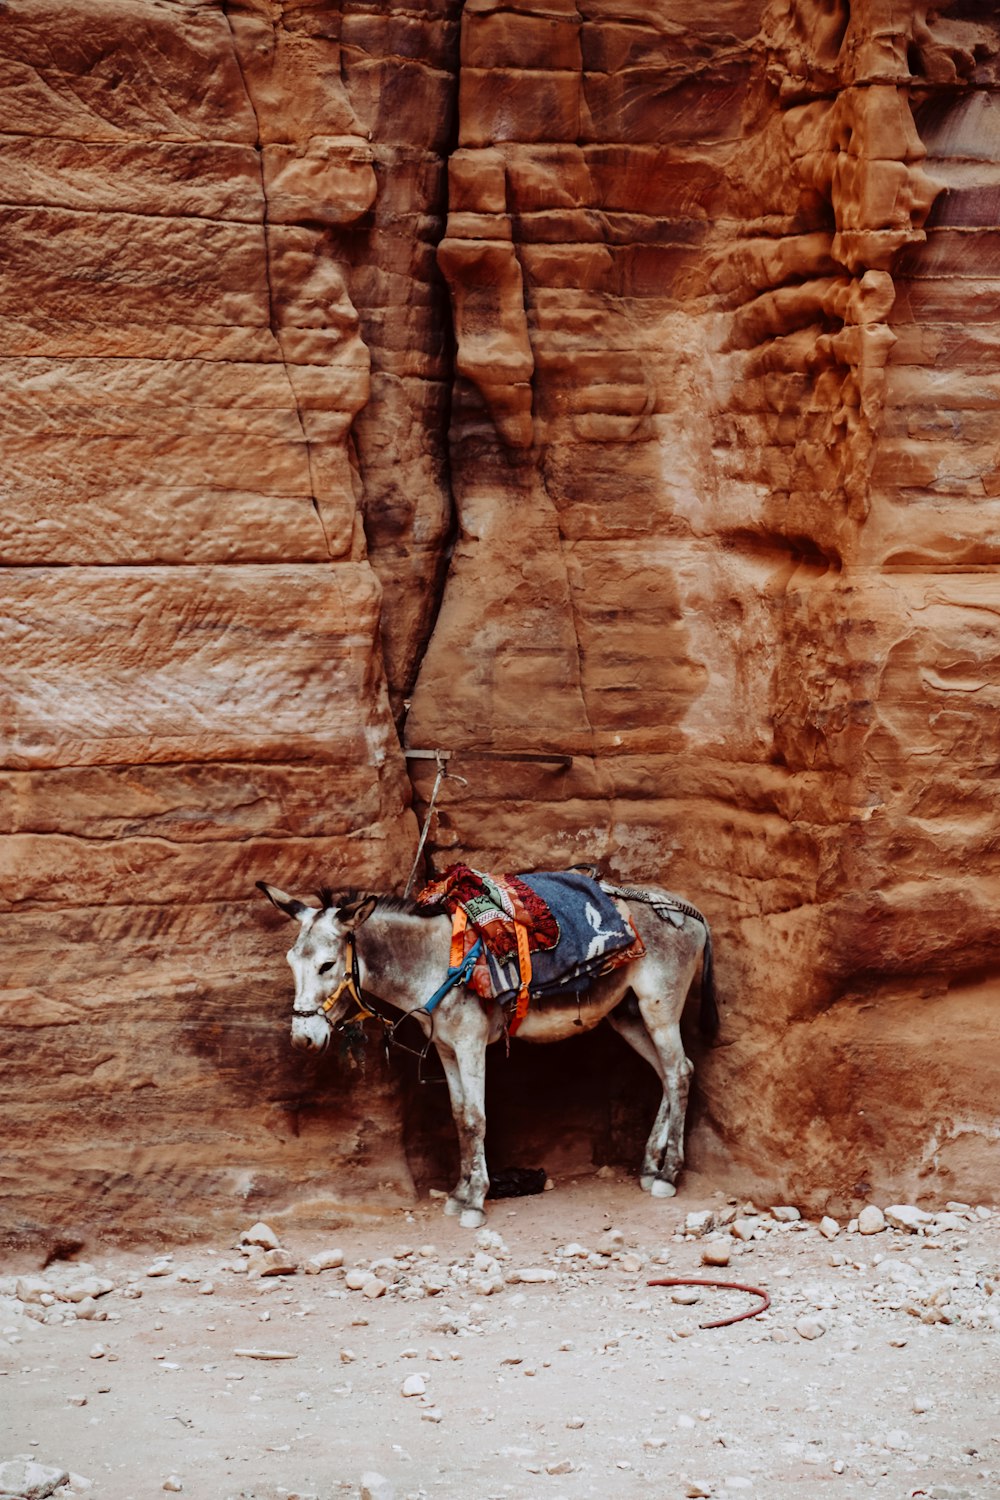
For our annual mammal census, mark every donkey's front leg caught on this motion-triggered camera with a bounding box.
[434,1003,490,1228]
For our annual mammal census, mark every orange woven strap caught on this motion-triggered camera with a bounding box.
[508,922,533,1036]
[449,907,469,968]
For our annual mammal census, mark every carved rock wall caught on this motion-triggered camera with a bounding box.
[2,0,998,1245]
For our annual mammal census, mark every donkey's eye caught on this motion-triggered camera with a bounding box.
[318,961,335,975]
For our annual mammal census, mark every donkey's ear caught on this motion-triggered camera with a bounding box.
[256,881,311,922]
[337,894,378,929]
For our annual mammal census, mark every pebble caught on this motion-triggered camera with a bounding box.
[819,1216,841,1239]
[401,1374,426,1397]
[672,1288,701,1305]
[884,1427,912,1451]
[305,1249,345,1274]
[685,1211,714,1237]
[731,1219,757,1242]
[508,1268,556,1284]
[360,1473,395,1500]
[88,1343,107,1359]
[771,1205,800,1222]
[162,1477,183,1492]
[566,1417,585,1429]
[701,1242,731,1268]
[545,1459,573,1475]
[794,1316,826,1340]
[345,1270,375,1291]
[362,1278,387,1300]
[858,1205,886,1235]
[421,1407,443,1423]
[684,1485,712,1499]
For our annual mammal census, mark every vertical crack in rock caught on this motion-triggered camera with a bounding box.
[222,0,377,563]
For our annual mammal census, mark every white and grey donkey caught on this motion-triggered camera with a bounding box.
[258,880,719,1228]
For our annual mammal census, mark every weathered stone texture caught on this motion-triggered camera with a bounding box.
[2,0,999,1243]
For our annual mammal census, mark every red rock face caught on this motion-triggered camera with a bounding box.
[2,0,998,1244]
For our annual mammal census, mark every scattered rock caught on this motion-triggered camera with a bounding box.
[362,1278,387,1300]
[858,1205,886,1235]
[886,1205,932,1233]
[508,1268,556,1284]
[15,1278,54,1305]
[770,1206,800,1222]
[685,1211,714,1237]
[162,1477,183,1493]
[730,1219,757,1242]
[360,1473,395,1500]
[794,1316,826,1340]
[701,1242,731,1268]
[305,1249,344,1275]
[239,1222,280,1251]
[245,1249,297,1278]
[0,1457,69,1498]
[400,1374,426,1397]
[818,1216,840,1239]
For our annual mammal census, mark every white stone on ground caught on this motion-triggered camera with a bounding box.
[858,1205,886,1235]
[240,1221,280,1250]
[794,1316,826,1340]
[400,1374,426,1397]
[771,1206,801,1221]
[360,1473,395,1500]
[0,1457,70,1497]
[885,1204,932,1233]
[305,1249,345,1274]
[819,1216,840,1239]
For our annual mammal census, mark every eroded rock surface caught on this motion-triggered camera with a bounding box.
[1,0,998,1243]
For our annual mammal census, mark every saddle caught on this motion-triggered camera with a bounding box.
[416,865,643,1033]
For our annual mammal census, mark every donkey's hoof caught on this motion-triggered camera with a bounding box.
[651,1178,677,1199]
[640,1174,656,1193]
[459,1207,486,1230]
[443,1195,464,1217]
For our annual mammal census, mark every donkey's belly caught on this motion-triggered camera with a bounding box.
[511,992,617,1044]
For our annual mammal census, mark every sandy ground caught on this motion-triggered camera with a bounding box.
[2,1173,998,1500]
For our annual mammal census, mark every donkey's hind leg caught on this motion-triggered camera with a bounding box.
[607,1004,678,1198]
[433,999,491,1229]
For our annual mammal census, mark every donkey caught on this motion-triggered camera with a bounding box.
[257,880,718,1228]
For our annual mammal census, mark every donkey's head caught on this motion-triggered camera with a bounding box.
[256,883,376,1050]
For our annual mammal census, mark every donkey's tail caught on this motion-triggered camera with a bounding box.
[699,922,720,1039]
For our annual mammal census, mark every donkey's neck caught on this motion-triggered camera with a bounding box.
[356,906,450,1011]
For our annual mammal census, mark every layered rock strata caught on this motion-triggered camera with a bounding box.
[2,0,998,1243]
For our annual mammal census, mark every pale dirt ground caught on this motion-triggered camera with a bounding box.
[2,1172,998,1500]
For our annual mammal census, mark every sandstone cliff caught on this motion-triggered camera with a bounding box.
[2,0,998,1246]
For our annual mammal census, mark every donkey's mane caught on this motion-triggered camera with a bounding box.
[315,888,446,919]
[374,894,447,918]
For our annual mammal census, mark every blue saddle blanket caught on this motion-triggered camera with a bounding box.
[483,871,637,1004]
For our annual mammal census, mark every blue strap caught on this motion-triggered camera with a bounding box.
[421,936,483,1015]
